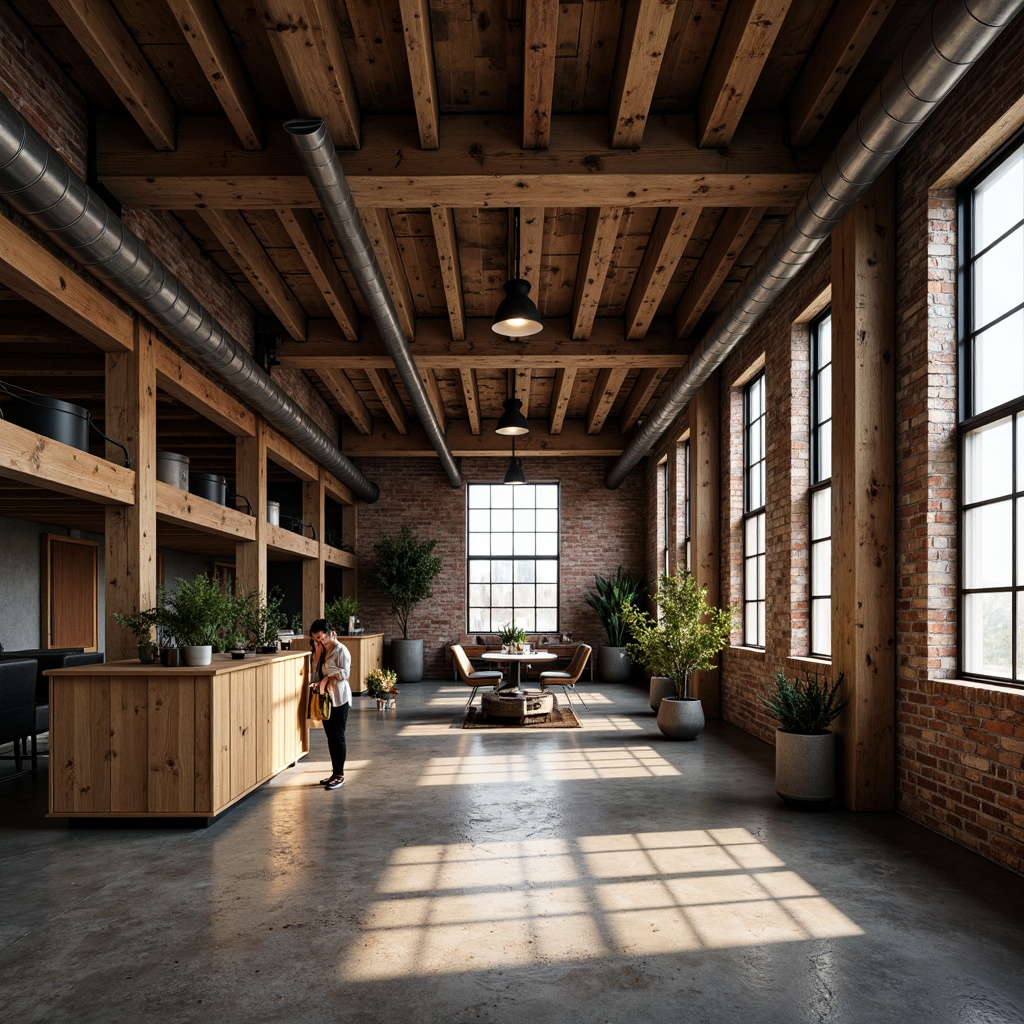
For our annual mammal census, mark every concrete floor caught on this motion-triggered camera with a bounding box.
[1,680,1023,1024]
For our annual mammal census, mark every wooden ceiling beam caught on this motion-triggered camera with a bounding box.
[199,209,307,341]
[624,207,698,339]
[519,208,545,306]
[166,0,264,150]
[261,0,360,149]
[360,209,416,340]
[366,369,410,435]
[523,0,559,149]
[318,369,373,435]
[280,317,690,369]
[431,208,465,341]
[697,0,794,149]
[419,369,446,434]
[399,0,440,149]
[788,0,897,147]
[48,0,176,151]
[586,367,630,434]
[548,367,576,435]
[571,207,623,340]
[459,368,482,435]
[609,0,679,148]
[515,368,532,419]
[96,113,816,209]
[276,208,359,340]
[673,206,767,338]
[618,367,665,434]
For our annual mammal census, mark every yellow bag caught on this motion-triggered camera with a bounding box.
[308,687,332,721]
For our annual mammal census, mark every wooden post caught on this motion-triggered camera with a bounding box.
[235,420,267,597]
[104,322,157,660]
[831,168,896,811]
[302,469,326,629]
[690,371,721,717]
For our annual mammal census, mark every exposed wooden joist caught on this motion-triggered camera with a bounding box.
[276,208,359,340]
[618,367,665,434]
[515,368,532,419]
[267,429,319,483]
[419,369,446,434]
[697,0,794,149]
[399,0,440,149]
[199,208,307,341]
[48,0,176,151]
[624,207,698,339]
[317,369,373,435]
[609,0,679,148]
[523,0,559,149]
[280,318,691,370]
[459,368,482,435]
[260,0,360,149]
[788,0,896,147]
[673,206,767,338]
[360,209,416,340]
[165,0,264,150]
[548,367,577,435]
[366,368,409,435]
[0,217,133,352]
[96,114,817,209]
[430,208,465,341]
[345,419,628,458]
[571,207,623,340]
[519,207,545,306]
[586,367,630,434]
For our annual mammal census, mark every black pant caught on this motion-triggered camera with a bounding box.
[323,701,350,775]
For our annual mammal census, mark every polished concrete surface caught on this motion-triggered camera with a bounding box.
[2,680,1023,1023]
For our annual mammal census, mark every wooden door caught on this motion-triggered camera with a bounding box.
[42,534,98,651]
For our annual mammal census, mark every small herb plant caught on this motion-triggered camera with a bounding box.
[757,670,848,733]
[497,622,527,647]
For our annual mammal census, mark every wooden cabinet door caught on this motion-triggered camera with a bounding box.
[42,534,98,650]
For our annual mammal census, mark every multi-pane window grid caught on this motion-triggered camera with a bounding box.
[960,139,1024,683]
[810,312,833,657]
[743,373,767,647]
[660,459,670,580]
[467,483,559,634]
[682,440,691,573]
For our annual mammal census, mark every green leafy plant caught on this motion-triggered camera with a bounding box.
[112,608,161,644]
[621,569,734,700]
[757,670,848,733]
[585,566,645,647]
[163,574,232,649]
[365,667,399,698]
[497,622,527,646]
[372,527,443,639]
[234,588,286,649]
[325,594,360,632]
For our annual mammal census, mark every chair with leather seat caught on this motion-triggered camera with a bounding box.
[451,644,503,710]
[538,644,592,710]
[0,659,37,775]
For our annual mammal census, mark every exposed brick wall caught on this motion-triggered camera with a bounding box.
[352,457,647,678]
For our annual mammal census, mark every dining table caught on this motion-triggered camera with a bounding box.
[480,650,557,691]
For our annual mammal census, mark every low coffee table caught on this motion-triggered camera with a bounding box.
[480,650,557,690]
[480,689,555,723]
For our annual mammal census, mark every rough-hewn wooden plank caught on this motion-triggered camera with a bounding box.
[419,368,447,434]
[586,366,629,434]
[514,368,532,419]
[360,209,416,340]
[366,368,410,434]
[267,429,319,482]
[399,0,440,149]
[618,366,665,433]
[571,207,623,340]
[459,368,482,435]
[155,480,256,540]
[318,368,373,436]
[431,207,465,341]
[235,420,267,596]
[523,0,558,149]
[519,207,545,306]
[548,366,577,434]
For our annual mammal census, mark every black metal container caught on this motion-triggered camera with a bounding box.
[5,395,90,451]
[190,472,227,505]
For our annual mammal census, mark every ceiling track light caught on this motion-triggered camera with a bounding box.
[492,208,542,338]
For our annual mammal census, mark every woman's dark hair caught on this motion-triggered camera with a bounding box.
[308,618,332,636]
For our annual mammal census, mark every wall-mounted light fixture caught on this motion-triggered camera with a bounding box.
[492,208,542,338]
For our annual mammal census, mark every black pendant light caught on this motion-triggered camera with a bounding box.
[496,397,529,436]
[492,209,542,338]
[503,434,526,485]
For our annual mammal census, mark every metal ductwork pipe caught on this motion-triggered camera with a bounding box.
[606,0,1024,488]
[285,118,463,489]
[0,93,380,504]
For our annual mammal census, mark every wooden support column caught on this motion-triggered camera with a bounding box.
[303,469,326,629]
[104,322,157,660]
[831,169,895,811]
[689,372,721,718]
[235,420,267,597]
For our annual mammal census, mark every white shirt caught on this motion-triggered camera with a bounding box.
[315,640,352,707]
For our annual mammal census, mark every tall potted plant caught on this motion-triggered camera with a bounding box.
[585,566,644,682]
[757,670,847,808]
[162,573,231,666]
[372,526,442,683]
[621,569,733,740]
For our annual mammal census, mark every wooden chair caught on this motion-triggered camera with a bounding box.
[539,644,592,710]
[451,644,503,710]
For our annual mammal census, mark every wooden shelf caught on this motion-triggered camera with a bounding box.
[324,543,355,568]
[267,522,318,558]
[155,480,256,540]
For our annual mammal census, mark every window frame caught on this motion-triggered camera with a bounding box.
[809,310,833,658]
[682,438,691,574]
[743,371,767,648]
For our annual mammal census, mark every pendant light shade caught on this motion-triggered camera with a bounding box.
[491,278,543,337]
[495,397,529,436]
[503,434,527,485]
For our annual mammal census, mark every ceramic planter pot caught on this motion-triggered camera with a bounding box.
[390,638,424,683]
[649,676,676,711]
[181,644,213,666]
[656,697,705,740]
[774,729,837,809]
[597,645,631,682]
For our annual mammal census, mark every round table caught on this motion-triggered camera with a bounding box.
[480,650,557,690]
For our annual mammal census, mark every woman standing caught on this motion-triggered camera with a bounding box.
[309,617,352,790]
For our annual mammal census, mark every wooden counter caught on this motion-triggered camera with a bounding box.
[47,652,309,820]
[339,633,384,693]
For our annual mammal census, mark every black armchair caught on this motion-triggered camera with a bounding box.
[0,659,37,774]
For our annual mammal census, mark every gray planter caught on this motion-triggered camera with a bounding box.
[649,676,675,711]
[656,697,705,740]
[596,645,631,683]
[181,644,213,666]
[775,729,837,809]
[390,638,424,683]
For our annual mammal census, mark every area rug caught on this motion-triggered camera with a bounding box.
[462,706,581,729]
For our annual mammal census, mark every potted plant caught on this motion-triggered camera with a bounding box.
[621,569,733,740]
[757,670,848,808]
[112,608,161,663]
[372,526,442,683]
[162,573,231,666]
[235,588,286,653]
[585,566,644,682]
[325,594,360,635]
[497,622,527,653]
